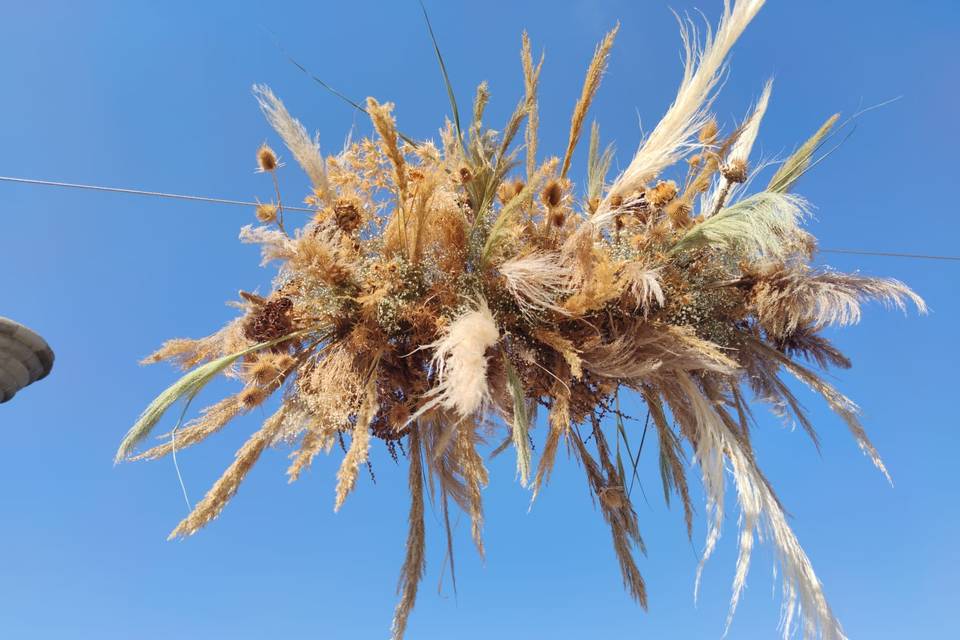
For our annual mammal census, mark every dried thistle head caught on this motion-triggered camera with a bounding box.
[721,158,748,183]
[648,180,678,208]
[334,197,362,233]
[541,179,563,209]
[498,179,524,205]
[256,143,279,172]
[255,203,278,223]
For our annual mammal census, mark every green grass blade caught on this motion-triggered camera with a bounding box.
[502,351,531,487]
[115,331,306,463]
[419,0,462,148]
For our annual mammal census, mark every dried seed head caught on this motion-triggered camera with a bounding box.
[239,385,269,408]
[609,193,624,208]
[699,118,719,145]
[497,179,525,205]
[587,196,600,214]
[459,166,473,184]
[255,203,278,224]
[599,486,625,509]
[721,158,748,183]
[243,296,294,343]
[246,352,296,386]
[541,179,563,208]
[334,198,361,233]
[550,209,566,228]
[666,198,693,228]
[256,143,279,172]
[648,180,678,207]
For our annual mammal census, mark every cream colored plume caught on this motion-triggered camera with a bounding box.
[674,374,846,640]
[597,0,766,224]
[409,299,500,423]
[702,79,773,217]
[499,252,574,317]
[621,263,665,315]
[253,84,330,198]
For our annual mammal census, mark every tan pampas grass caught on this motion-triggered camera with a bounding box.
[559,23,619,179]
[368,97,408,198]
[168,405,288,539]
[334,377,379,511]
[521,31,544,181]
[121,2,925,637]
[391,428,425,640]
[254,84,330,198]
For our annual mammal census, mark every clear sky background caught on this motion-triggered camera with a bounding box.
[1,1,957,638]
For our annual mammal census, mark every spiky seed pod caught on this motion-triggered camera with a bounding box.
[587,196,600,214]
[609,193,624,208]
[497,179,525,205]
[239,384,269,409]
[666,199,693,228]
[541,179,563,208]
[243,296,294,343]
[255,203,278,223]
[459,166,473,184]
[721,158,748,183]
[256,143,279,172]
[246,352,295,386]
[334,198,362,233]
[648,180,678,208]
[550,210,566,228]
[699,118,719,145]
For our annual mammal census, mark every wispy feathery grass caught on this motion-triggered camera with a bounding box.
[168,405,289,539]
[254,84,330,199]
[391,428,426,640]
[499,252,573,317]
[601,0,766,219]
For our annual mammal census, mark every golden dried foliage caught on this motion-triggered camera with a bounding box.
[121,3,925,638]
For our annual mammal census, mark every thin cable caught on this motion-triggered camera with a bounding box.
[0,175,315,212]
[4,174,958,261]
[820,249,960,262]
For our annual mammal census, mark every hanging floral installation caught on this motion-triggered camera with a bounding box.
[115,1,924,638]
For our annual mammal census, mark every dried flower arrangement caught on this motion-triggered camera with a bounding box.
[115,1,924,638]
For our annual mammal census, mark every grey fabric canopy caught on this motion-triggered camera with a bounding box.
[0,317,54,403]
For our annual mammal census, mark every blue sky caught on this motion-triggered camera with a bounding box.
[1,1,958,638]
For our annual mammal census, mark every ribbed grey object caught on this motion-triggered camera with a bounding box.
[0,317,54,403]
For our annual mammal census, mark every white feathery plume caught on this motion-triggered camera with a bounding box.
[674,374,847,640]
[499,252,574,317]
[409,298,500,424]
[702,79,773,216]
[596,0,766,226]
[621,263,665,315]
[253,84,331,198]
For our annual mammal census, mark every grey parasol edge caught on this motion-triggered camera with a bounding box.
[0,317,54,403]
